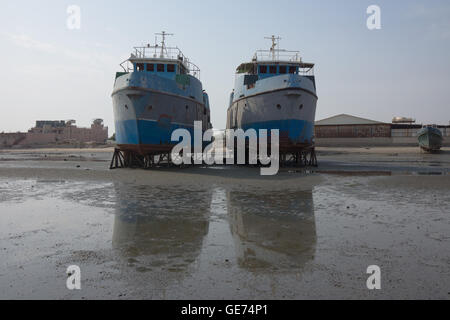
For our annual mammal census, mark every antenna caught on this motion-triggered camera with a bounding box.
[264,35,281,60]
[155,31,174,58]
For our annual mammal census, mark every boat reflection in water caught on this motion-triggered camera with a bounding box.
[112,183,211,273]
[227,189,316,271]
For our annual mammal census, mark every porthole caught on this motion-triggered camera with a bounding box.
[124,104,128,109]
[276,104,281,109]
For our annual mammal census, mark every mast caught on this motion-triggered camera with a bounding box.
[155,31,174,58]
[264,35,281,61]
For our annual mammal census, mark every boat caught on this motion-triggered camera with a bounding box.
[226,36,318,152]
[112,31,212,156]
[417,126,443,152]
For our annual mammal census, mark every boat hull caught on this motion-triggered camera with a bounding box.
[227,87,317,151]
[112,86,210,155]
[417,127,443,152]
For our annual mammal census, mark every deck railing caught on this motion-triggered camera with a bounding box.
[254,49,302,63]
[119,45,201,78]
[254,50,314,75]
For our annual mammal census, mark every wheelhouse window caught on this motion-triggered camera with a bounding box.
[279,66,287,74]
[289,66,297,74]
[157,64,165,72]
[136,63,145,71]
[269,66,277,74]
[146,63,154,72]
[259,65,267,74]
[167,64,175,72]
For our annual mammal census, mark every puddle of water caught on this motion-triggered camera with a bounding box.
[0,174,449,299]
[315,170,449,176]
[316,170,392,176]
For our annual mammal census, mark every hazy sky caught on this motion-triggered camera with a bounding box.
[0,0,449,133]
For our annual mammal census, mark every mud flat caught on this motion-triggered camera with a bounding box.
[0,147,449,299]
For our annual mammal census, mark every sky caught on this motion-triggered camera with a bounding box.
[0,0,449,133]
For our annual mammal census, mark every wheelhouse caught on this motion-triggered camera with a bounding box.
[258,64,299,75]
[118,31,200,80]
[235,35,315,80]
[132,60,188,75]
[236,61,314,79]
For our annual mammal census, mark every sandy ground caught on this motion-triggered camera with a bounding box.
[0,147,449,299]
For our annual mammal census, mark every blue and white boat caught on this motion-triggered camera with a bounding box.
[417,126,443,152]
[227,36,317,151]
[112,32,211,155]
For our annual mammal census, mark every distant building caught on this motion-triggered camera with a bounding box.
[34,120,67,129]
[314,114,449,147]
[315,114,391,138]
[390,121,450,138]
[0,119,108,148]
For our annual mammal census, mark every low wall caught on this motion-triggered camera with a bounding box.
[315,137,449,147]
[391,137,418,145]
[315,137,392,147]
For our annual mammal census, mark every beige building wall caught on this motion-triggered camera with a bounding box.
[0,133,27,147]
[0,120,108,148]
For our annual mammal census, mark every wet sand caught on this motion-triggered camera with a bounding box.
[0,147,449,299]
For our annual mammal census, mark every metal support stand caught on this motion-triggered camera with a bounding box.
[110,146,318,170]
[278,147,318,168]
[109,148,124,169]
[110,148,193,169]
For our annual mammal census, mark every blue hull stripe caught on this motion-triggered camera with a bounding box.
[116,119,314,146]
[241,119,314,143]
[116,119,197,145]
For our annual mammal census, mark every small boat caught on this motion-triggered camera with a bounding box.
[417,126,443,152]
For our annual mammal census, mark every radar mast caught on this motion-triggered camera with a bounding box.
[264,35,281,61]
[155,31,174,58]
